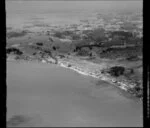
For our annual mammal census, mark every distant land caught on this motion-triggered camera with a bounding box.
[6,0,143,127]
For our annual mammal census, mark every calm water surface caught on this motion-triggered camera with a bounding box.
[7,62,143,127]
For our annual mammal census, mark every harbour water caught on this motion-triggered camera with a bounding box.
[7,61,143,127]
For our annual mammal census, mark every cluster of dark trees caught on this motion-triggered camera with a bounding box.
[52,28,142,59]
[111,31,133,38]
[36,42,43,46]
[107,66,135,77]
[81,29,137,48]
[52,46,56,51]
[126,55,139,61]
[108,66,125,77]
[99,46,142,59]
[6,47,23,55]
[43,49,51,55]
[76,48,90,56]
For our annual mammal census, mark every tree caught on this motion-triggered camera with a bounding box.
[52,46,56,51]
[76,48,89,56]
[6,47,23,55]
[36,42,43,46]
[108,66,125,77]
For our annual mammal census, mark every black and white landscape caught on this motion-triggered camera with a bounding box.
[6,0,143,127]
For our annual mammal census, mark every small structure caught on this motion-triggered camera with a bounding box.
[42,60,46,63]
[47,57,57,64]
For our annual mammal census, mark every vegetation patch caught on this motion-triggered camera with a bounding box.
[99,46,142,59]
[6,47,23,55]
[36,42,43,46]
[108,66,125,77]
[76,48,90,56]
[126,55,140,61]
[7,31,28,38]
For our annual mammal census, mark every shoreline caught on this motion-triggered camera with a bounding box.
[59,61,142,101]
[7,58,142,101]
[57,61,128,90]
[6,58,143,127]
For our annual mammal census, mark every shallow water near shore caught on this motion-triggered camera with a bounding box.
[7,61,142,127]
